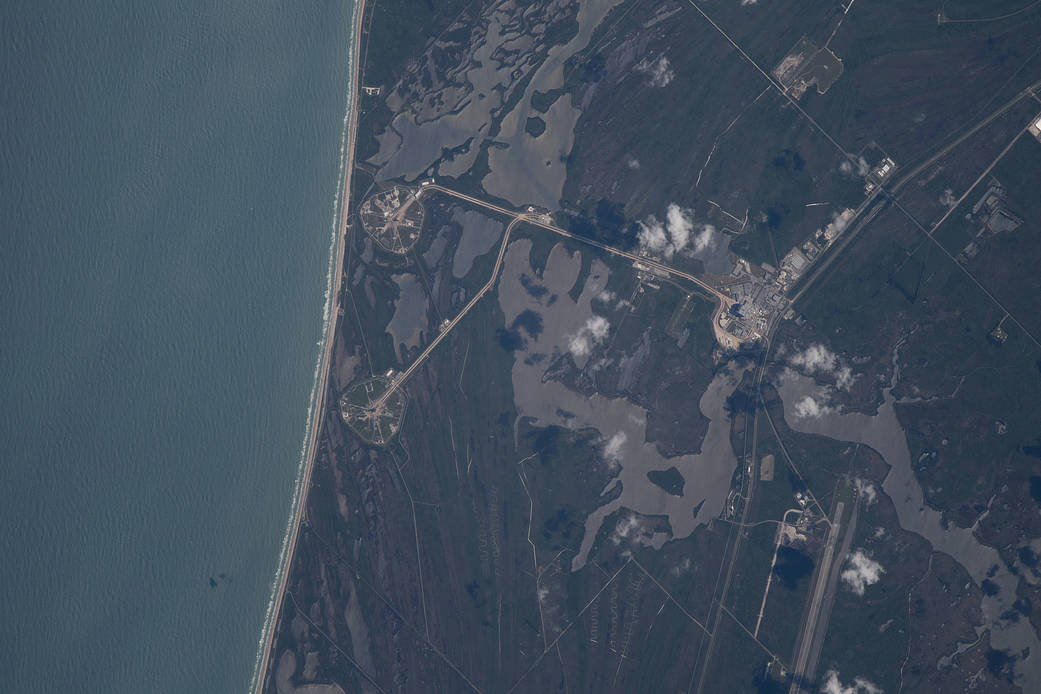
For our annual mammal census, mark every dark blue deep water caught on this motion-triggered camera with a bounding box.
[0,1,354,691]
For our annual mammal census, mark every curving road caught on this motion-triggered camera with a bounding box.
[363,183,735,412]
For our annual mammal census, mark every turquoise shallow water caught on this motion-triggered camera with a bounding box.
[0,1,353,691]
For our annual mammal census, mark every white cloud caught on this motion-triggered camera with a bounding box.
[789,344,854,390]
[603,431,626,462]
[627,157,641,170]
[693,223,717,253]
[670,558,692,577]
[841,551,885,596]
[568,334,591,357]
[839,157,870,178]
[567,315,611,357]
[820,670,882,694]
[637,216,669,256]
[740,0,758,5]
[587,315,610,340]
[611,513,641,545]
[854,478,877,506]
[794,395,830,419]
[939,189,956,208]
[790,343,839,372]
[836,367,853,389]
[637,55,674,87]
[637,204,698,259]
[829,211,850,235]
[665,204,693,252]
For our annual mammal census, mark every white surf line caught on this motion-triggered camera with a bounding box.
[249,0,365,691]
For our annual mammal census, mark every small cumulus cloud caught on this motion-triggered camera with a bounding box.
[838,157,870,178]
[595,289,633,311]
[794,395,831,419]
[636,55,674,87]
[820,670,882,694]
[789,343,854,390]
[854,479,877,506]
[588,316,610,339]
[627,157,641,170]
[693,223,718,253]
[670,558,692,577]
[567,315,611,357]
[611,513,642,545]
[939,189,957,208]
[637,204,702,259]
[603,431,627,463]
[665,204,693,252]
[841,551,885,596]
[828,209,853,236]
[637,216,669,256]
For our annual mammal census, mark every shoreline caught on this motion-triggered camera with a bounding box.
[249,0,367,690]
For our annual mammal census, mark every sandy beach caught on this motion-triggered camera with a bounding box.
[250,1,367,690]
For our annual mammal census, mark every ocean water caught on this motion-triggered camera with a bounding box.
[0,1,354,691]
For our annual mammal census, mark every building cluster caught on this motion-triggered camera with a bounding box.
[958,179,1023,262]
[863,156,896,195]
[990,315,1010,345]
[1029,115,1041,143]
[716,207,856,346]
[358,186,425,254]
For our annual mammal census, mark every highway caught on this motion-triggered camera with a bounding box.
[888,78,1041,195]
[938,0,1041,24]
[364,183,735,413]
[424,184,730,302]
[693,313,780,694]
[253,6,1041,691]
[250,2,367,690]
[369,215,521,410]
[787,190,885,307]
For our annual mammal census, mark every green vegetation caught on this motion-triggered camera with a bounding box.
[338,376,408,445]
[530,88,564,114]
[805,0,1041,168]
[544,15,579,47]
[524,115,546,138]
[732,148,816,266]
[360,0,476,89]
[647,467,685,496]
[271,0,1041,689]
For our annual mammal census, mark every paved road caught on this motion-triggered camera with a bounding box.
[370,215,522,410]
[362,182,737,412]
[889,78,1041,195]
[250,2,367,690]
[370,182,735,412]
[424,184,730,302]
[693,315,779,694]
[804,497,859,687]
[788,503,843,694]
